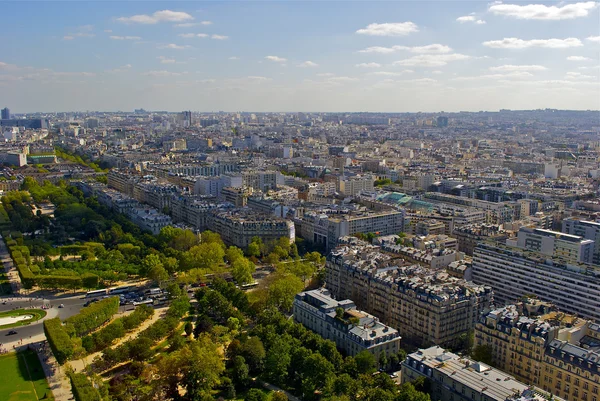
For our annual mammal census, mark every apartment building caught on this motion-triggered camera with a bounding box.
[337,175,375,196]
[475,302,572,386]
[402,346,559,401]
[514,227,594,264]
[293,288,401,357]
[563,218,600,265]
[424,193,515,225]
[208,209,294,248]
[297,209,406,250]
[472,243,600,321]
[326,242,492,346]
[452,224,507,256]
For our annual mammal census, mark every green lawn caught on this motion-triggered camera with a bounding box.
[0,350,54,401]
[0,309,46,329]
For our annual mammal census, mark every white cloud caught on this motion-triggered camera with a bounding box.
[104,29,112,33]
[178,33,208,38]
[106,64,132,73]
[246,76,271,81]
[158,56,176,64]
[483,37,583,49]
[431,70,443,74]
[489,2,599,20]
[457,15,476,22]
[567,56,592,61]
[406,78,437,83]
[566,71,595,79]
[265,56,287,63]
[587,36,600,43]
[409,44,452,54]
[489,64,548,72]
[578,65,600,70]
[298,61,318,67]
[356,22,418,37]
[143,70,184,77]
[63,36,74,40]
[457,15,486,24]
[355,62,381,68]
[369,71,414,76]
[211,34,228,40]
[174,21,212,28]
[393,53,470,67]
[327,76,359,83]
[117,10,194,24]
[158,44,191,50]
[452,71,534,81]
[229,56,239,60]
[109,36,141,40]
[317,73,335,77]
[359,44,452,54]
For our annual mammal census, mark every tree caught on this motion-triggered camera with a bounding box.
[184,322,193,337]
[246,241,261,258]
[265,337,292,385]
[271,391,288,401]
[471,344,493,365]
[232,356,250,389]
[266,273,304,312]
[226,246,245,264]
[378,352,388,370]
[142,254,163,276]
[240,337,266,374]
[232,257,255,285]
[200,230,225,249]
[149,265,168,285]
[187,242,225,270]
[355,351,377,374]
[246,388,267,401]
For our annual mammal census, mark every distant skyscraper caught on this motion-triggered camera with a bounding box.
[437,116,448,127]
[1,107,10,120]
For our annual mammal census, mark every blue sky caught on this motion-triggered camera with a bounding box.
[0,1,599,112]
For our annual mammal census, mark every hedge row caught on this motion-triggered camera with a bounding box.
[69,372,102,401]
[43,318,74,365]
[6,240,99,290]
[65,296,120,337]
[82,304,154,353]
[8,244,36,289]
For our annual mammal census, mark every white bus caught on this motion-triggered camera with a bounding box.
[240,282,259,291]
[132,299,154,306]
[108,286,134,295]
[85,289,108,298]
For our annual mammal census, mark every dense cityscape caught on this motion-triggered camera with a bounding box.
[1,1,600,401]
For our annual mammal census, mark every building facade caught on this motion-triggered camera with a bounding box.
[293,288,401,357]
[472,243,600,322]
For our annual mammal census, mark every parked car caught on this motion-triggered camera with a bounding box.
[6,330,17,335]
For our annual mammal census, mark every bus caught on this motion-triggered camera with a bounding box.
[240,282,259,291]
[85,289,108,298]
[132,299,154,306]
[108,286,134,295]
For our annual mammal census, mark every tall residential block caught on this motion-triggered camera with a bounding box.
[472,242,600,321]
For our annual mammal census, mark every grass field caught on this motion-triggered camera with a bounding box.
[0,349,54,401]
[0,309,47,329]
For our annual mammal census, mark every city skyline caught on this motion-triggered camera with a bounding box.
[0,1,599,112]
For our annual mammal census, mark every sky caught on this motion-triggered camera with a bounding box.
[0,1,599,113]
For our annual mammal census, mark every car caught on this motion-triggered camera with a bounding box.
[58,304,64,308]
[6,330,17,335]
